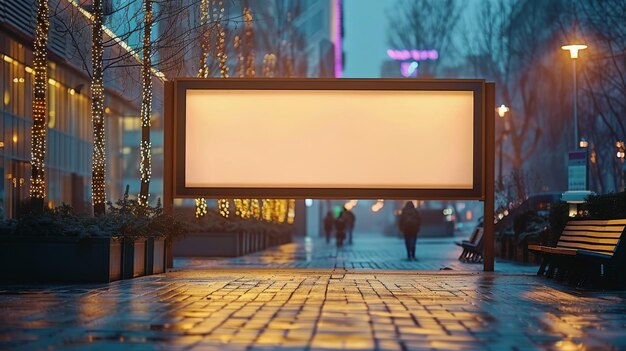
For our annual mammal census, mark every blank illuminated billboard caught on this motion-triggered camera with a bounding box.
[173,79,485,199]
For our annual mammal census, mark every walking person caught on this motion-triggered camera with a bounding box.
[340,206,356,244]
[399,201,421,261]
[323,211,335,244]
[335,212,347,247]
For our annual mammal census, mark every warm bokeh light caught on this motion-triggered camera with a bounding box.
[561,44,587,59]
[496,104,509,118]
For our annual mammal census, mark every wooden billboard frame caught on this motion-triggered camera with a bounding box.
[163,79,495,271]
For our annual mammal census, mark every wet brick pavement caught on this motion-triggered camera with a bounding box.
[1,270,626,351]
[175,233,540,274]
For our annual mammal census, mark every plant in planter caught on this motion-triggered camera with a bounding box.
[0,188,188,283]
[105,187,188,277]
[175,208,293,258]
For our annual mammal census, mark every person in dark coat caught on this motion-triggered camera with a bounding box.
[399,201,421,260]
[340,206,356,244]
[335,212,347,247]
[323,211,335,243]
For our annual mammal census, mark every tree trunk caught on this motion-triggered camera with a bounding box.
[91,0,106,215]
[138,0,153,206]
[29,0,49,213]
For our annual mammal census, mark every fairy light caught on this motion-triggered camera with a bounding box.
[262,199,273,222]
[138,0,153,206]
[234,35,244,77]
[234,198,243,217]
[263,54,276,77]
[91,0,106,214]
[250,199,261,219]
[194,0,211,216]
[29,0,49,202]
[218,199,230,217]
[195,198,208,218]
[214,0,229,78]
[198,0,210,78]
[287,199,296,224]
[243,5,256,77]
[277,199,288,223]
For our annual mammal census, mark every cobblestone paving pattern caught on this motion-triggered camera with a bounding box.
[175,234,539,274]
[1,270,625,351]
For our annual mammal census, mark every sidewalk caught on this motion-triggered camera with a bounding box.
[1,269,625,350]
[175,232,539,274]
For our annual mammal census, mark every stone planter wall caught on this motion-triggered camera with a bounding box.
[173,229,292,258]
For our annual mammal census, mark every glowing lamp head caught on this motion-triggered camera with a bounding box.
[579,138,589,148]
[496,104,509,118]
[561,44,587,59]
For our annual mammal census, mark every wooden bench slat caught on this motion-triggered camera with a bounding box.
[541,247,577,255]
[556,242,616,254]
[561,230,622,238]
[567,219,626,226]
[528,244,543,252]
[563,226,625,233]
[558,236,620,245]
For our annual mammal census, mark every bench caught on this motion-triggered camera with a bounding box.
[456,227,484,263]
[529,219,626,283]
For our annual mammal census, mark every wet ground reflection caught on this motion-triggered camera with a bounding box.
[1,271,625,350]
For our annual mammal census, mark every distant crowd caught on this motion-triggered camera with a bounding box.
[322,202,422,260]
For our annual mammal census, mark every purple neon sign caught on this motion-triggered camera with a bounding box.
[387,49,438,61]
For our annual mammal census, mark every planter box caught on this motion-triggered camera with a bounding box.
[146,237,166,275]
[122,238,147,279]
[173,229,293,258]
[173,231,244,257]
[0,236,122,284]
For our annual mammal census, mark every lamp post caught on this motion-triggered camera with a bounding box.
[561,43,587,149]
[496,104,509,190]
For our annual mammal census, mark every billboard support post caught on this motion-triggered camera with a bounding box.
[484,83,495,272]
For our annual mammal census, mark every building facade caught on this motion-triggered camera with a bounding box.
[0,0,148,217]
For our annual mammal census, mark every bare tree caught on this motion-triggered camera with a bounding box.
[575,0,626,191]
[387,0,462,77]
[466,0,568,200]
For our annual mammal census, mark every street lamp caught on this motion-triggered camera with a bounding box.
[579,138,589,148]
[561,43,587,148]
[496,104,509,189]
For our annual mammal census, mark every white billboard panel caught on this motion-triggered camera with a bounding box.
[186,89,474,189]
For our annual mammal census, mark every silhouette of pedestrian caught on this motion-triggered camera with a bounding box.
[399,201,421,261]
[340,206,356,244]
[323,211,335,243]
[335,212,347,247]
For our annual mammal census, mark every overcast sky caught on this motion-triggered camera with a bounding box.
[343,0,398,78]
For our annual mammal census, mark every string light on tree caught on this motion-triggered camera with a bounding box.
[91,0,107,215]
[194,0,211,217]
[195,198,208,218]
[243,4,255,77]
[287,199,296,224]
[218,199,230,217]
[250,199,261,219]
[262,199,272,222]
[263,54,276,77]
[198,0,210,78]
[213,0,229,78]
[29,0,49,207]
[138,0,153,206]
